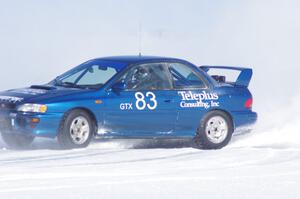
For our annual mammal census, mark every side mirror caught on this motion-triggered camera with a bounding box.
[111,82,126,92]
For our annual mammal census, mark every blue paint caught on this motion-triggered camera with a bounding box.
[0,56,257,139]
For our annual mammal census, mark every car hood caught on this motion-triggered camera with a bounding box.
[0,84,90,105]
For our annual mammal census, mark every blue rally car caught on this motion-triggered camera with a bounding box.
[0,56,257,149]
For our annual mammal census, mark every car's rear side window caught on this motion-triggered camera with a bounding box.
[169,63,206,89]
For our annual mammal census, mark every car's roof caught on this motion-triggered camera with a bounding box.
[93,55,186,64]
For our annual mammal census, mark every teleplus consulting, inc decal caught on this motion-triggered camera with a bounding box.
[178,91,219,109]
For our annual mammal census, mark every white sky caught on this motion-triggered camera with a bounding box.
[0,0,299,111]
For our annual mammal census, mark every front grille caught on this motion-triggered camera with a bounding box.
[0,102,16,111]
[16,117,26,128]
[0,117,12,130]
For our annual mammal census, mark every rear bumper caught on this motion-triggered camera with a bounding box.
[0,111,63,138]
[231,110,257,130]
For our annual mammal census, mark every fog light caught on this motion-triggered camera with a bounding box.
[31,118,40,123]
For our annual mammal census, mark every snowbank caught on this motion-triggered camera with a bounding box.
[231,94,300,149]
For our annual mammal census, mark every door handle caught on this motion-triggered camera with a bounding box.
[164,99,172,103]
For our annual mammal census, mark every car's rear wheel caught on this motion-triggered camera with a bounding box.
[193,110,233,149]
[58,110,94,149]
[1,133,34,149]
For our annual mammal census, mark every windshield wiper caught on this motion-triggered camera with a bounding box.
[54,78,97,89]
[60,82,82,88]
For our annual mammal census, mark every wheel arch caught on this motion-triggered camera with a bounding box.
[205,108,235,129]
[62,107,98,135]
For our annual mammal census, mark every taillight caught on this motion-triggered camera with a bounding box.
[245,98,253,109]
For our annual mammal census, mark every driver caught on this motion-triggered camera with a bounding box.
[127,66,153,90]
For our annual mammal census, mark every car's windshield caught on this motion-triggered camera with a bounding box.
[54,60,125,89]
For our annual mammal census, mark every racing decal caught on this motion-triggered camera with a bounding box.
[120,92,158,111]
[0,96,24,103]
[135,92,157,110]
[178,91,219,109]
[11,88,47,95]
[120,102,133,110]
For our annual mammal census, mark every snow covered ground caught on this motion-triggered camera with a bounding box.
[0,101,300,199]
[1,138,300,199]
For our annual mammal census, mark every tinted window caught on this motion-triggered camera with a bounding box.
[120,63,173,91]
[77,65,116,85]
[59,65,117,88]
[169,63,205,88]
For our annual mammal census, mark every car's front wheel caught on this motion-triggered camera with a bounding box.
[1,133,34,149]
[193,111,233,149]
[58,110,94,149]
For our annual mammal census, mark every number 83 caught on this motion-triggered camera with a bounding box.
[135,92,157,110]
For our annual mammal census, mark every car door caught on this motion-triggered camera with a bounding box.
[168,62,212,136]
[101,62,178,137]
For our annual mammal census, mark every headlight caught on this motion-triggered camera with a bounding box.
[17,104,48,113]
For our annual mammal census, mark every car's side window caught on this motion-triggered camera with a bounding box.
[120,63,173,91]
[169,63,206,89]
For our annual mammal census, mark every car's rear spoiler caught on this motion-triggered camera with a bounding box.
[200,66,253,87]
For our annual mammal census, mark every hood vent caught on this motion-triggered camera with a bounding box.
[30,85,56,90]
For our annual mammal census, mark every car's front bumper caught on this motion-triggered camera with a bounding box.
[0,111,63,138]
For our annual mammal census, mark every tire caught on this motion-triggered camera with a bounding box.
[193,110,233,150]
[57,109,94,149]
[1,133,34,149]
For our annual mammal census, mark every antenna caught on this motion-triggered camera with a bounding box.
[138,22,142,57]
